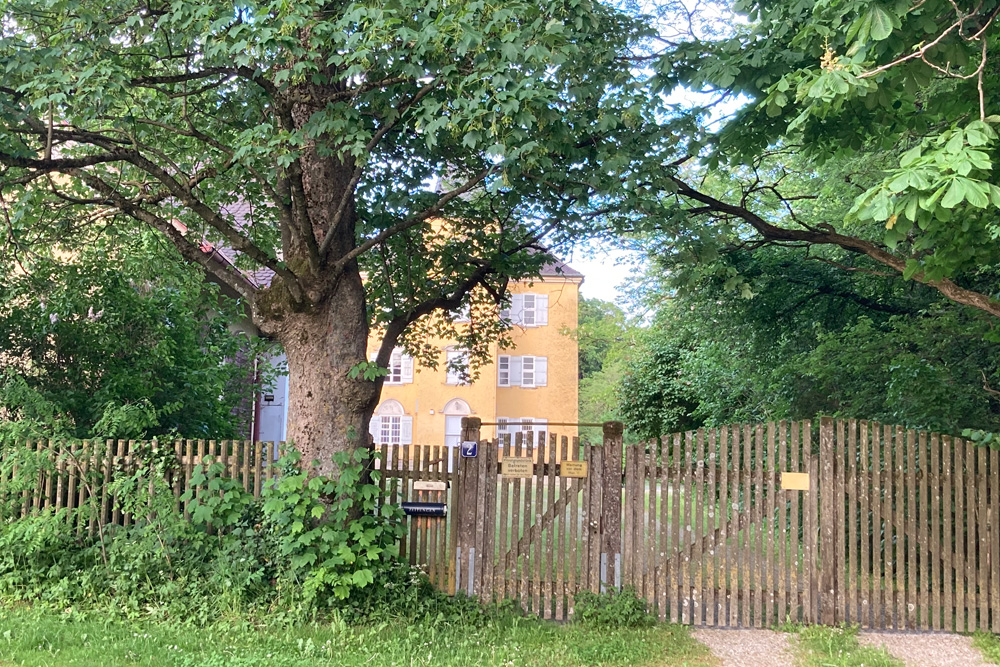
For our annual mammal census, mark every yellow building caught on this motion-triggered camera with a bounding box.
[366,258,583,454]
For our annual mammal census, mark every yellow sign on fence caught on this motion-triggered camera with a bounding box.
[560,460,589,478]
[781,472,810,491]
[501,457,534,478]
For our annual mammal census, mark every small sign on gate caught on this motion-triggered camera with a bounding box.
[501,457,534,478]
[460,440,478,458]
[560,460,589,478]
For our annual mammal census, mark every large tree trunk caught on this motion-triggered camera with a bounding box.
[272,269,381,476]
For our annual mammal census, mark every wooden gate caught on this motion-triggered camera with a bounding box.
[396,416,1000,631]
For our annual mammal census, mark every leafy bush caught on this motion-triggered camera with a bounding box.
[0,443,407,622]
[573,588,654,628]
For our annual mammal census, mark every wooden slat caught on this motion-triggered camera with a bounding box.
[568,436,580,619]
[588,440,603,595]
[766,422,777,627]
[859,422,871,628]
[648,443,658,617]
[428,446,441,589]
[992,446,1000,634]
[719,427,731,626]
[674,432,685,622]
[544,432,558,619]
[807,424,819,624]
[659,436,670,621]
[819,418,835,625]
[966,441,977,632]
[931,433,942,631]
[834,420,845,624]
[987,448,1000,634]
[883,425,895,629]
[741,424,752,626]
[497,436,512,603]
[707,429,718,625]
[943,435,954,631]
[979,446,988,631]
[693,429,705,625]
[870,424,883,628]
[790,423,801,624]
[533,435,545,614]
[955,437,966,632]
[623,442,634,590]
[846,420,857,625]
[557,436,570,620]
[918,431,929,631]
[753,424,765,627]
[905,430,916,629]
[683,430,694,624]
[778,421,788,626]
[890,426,906,630]
[399,444,411,562]
[522,434,535,613]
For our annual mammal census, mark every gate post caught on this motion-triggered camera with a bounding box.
[601,421,624,592]
[819,417,836,625]
[456,417,482,597]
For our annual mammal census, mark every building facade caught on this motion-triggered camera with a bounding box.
[254,260,583,458]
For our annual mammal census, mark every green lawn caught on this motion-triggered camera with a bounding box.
[791,625,902,667]
[0,606,716,667]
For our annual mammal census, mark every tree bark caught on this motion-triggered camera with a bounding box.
[271,269,382,476]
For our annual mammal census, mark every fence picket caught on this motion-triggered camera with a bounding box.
[918,431,929,631]
[962,440,977,632]
[979,446,988,631]
[741,425,752,627]
[719,427,731,626]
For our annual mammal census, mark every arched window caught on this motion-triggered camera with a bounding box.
[370,400,412,444]
[442,398,471,415]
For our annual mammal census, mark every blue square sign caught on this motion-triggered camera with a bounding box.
[461,440,478,458]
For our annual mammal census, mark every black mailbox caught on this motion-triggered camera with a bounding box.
[401,502,447,517]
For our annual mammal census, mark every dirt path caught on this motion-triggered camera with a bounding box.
[860,632,992,667]
[690,629,794,667]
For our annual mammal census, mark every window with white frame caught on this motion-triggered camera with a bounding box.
[522,294,536,326]
[521,355,536,388]
[495,417,547,442]
[445,349,470,385]
[499,293,548,327]
[496,355,546,388]
[498,355,510,387]
[375,348,413,385]
[369,400,413,445]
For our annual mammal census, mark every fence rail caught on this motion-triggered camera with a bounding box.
[3,417,999,633]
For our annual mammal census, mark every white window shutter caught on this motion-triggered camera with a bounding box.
[400,416,413,445]
[535,356,548,386]
[536,294,548,326]
[510,293,524,325]
[368,416,381,440]
[401,354,414,383]
[509,356,523,386]
[535,418,548,437]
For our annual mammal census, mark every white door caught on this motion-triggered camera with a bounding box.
[444,415,463,472]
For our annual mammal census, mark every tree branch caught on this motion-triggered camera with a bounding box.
[672,175,1000,318]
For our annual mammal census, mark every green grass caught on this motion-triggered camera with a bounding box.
[0,606,717,667]
[973,632,1000,665]
[792,625,902,667]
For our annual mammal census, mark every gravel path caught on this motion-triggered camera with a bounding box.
[690,629,793,667]
[860,632,991,667]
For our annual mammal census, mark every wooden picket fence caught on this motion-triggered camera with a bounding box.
[0,439,278,532]
[4,417,999,633]
[390,417,1000,631]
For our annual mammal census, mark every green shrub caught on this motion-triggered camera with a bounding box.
[0,443,410,622]
[573,587,654,628]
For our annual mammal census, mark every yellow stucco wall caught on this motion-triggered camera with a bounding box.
[369,273,581,446]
